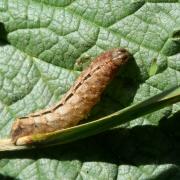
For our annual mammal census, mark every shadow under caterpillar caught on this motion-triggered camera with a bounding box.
[11,48,130,144]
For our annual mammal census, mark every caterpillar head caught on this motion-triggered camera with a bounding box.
[111,48,130,66]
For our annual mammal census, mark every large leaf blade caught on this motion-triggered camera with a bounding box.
[0,0,180,179]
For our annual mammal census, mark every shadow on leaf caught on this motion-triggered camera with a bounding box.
[0,22,8,46]
[103,111,180,166]
[0,174,14,180]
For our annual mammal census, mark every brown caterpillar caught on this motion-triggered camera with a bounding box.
[11,48,130,144]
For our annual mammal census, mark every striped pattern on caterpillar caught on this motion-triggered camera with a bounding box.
[11,48,130,144]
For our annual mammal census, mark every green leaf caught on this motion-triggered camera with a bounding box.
[148,58,158,76]
[0,0,180,179]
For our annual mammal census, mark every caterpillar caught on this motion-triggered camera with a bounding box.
[11,48,130,144]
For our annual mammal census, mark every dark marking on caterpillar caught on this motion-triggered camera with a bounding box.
[11,48,130,144]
